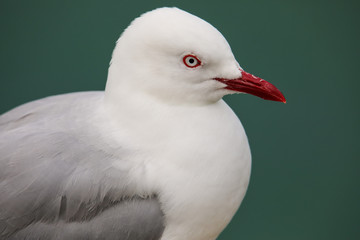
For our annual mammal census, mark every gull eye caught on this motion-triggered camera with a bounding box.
[183,54,201,68]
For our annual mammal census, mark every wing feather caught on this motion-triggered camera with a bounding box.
[0,92,164,239]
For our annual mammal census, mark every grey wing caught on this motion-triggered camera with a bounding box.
[9,198,164,240]
[0,93,165,240]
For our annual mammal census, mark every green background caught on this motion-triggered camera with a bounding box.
[1,0,359,239]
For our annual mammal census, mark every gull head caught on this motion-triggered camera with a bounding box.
[106,7,285,105]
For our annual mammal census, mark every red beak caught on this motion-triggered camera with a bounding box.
[215,70,286,103]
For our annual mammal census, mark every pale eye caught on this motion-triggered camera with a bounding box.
[183,54,201,68]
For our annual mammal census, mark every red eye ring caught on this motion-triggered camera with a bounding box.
[183,54,201,68]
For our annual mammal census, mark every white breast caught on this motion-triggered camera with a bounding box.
[144,100,252,240]
[103,96,251,240]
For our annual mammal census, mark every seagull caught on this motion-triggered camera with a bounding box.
[0,7,285,240]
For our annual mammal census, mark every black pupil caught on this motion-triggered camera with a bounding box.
[188,58,195,64]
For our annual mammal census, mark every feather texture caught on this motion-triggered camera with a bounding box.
[0,92,164,239]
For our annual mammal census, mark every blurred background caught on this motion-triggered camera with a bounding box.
[1,0,359,239]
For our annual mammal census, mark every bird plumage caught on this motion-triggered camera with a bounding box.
[0,92,165,239]
[0,7,284,240]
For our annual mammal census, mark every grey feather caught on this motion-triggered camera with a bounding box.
[9,197,164,240]
[0,92,165,239]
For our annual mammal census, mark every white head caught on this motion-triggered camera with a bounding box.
[105,7,285,105]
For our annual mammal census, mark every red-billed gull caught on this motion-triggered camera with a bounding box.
[0,7,285,240]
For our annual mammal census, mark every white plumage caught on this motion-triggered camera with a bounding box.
[106,9,251,239]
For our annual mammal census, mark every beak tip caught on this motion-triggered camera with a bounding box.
[279,95,286,104]
[270,96,286,103]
